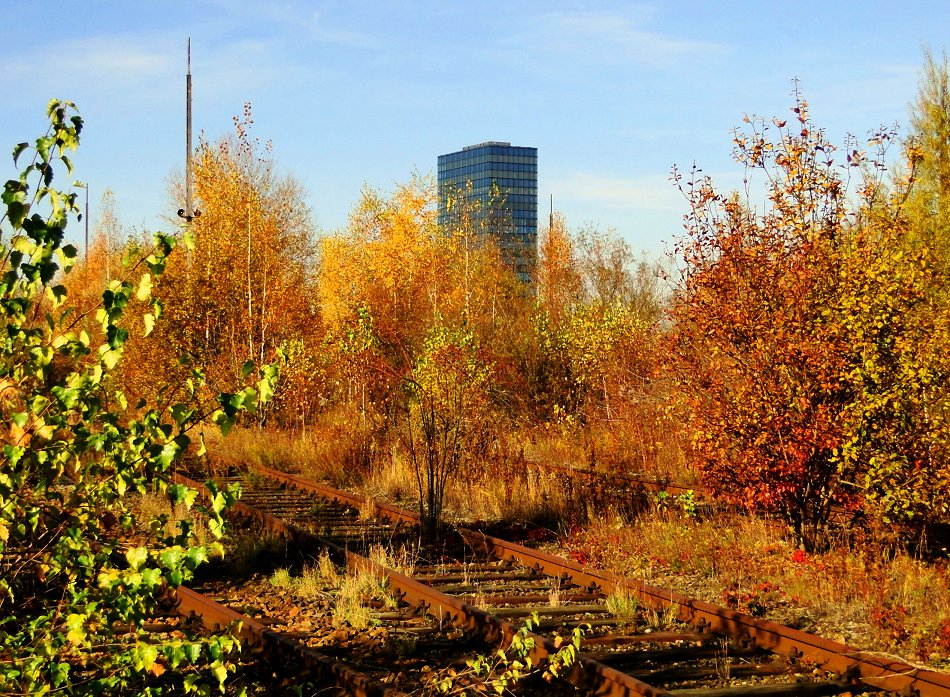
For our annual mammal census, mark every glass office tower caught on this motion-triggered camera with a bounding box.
[437,142,538,283]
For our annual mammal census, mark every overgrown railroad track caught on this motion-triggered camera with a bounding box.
[518,459,950,541]
[170,460,950,697]
[518,458,709,521]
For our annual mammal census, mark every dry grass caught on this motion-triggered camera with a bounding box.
[564,511,950,665]
[210,411,688,529]
[522,411,694,484]
[445,463,575,525]
[368,542,417,578]
[367,448,417,506]
[210,423,950,666]
[297,559,335,598]
[358,448,577,527]
[213,404,383,486]
[135,491,215,550]
[267,550,397,628]
[548,579,562,607]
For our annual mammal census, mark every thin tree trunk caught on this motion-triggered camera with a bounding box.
[247,205,253,362]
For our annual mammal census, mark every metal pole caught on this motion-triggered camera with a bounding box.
[178,37,197,223]
[185,37,193,220]
[84,184,89,263]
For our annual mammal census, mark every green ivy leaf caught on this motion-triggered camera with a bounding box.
[136,273,152,301]
[126,547,148,571]
[168,483,198,510]
[12,142,28,165]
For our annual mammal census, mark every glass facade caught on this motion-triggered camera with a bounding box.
[437,142,538,283]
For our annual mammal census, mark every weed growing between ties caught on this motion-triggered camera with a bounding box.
[268,550,399,629]
[605,589,640,628]
[422,614,588,697]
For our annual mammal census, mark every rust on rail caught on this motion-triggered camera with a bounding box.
[173,585,406,697]
[216,459,950,697]
[177,467,670,697]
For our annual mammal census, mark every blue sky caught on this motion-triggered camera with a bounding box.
[1,1,946,259]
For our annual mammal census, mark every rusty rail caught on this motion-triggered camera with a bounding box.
[217,459,950,697]
[173,585,406,697]
[175,470,669,697]
[522,458,708,499]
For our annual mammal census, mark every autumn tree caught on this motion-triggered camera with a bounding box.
[906,47,950,270]
[530,212,665,441]
[318,176,527,398]
[318,177,528,529]
[537,212,582,323]
[0,100,273,694]
[670,94,950,548]
[320,177,441,366]
[60,188,123,325]
[121,104,319,424]
[402,327,495,539]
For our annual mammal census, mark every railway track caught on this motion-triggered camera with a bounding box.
[514,458,711,524]
[174,585,404,696]
[521,458,706,500]
[517,459,942,539]
[168,460,950,696]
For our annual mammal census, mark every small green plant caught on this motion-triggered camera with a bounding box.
[322,557,399,628]
[665,600,681,628]
[651,490,698,520]
[269,568,293,590]
[316,549,341,584]
[424,614,587,696]
[334,575,377,629]
[676,490,698,519]
[606,589,640,628]
[268,555,340,598]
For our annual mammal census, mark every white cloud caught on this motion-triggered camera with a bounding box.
[69,42,170,83]
[0,31,321,113]
[548,170,685,212]
[0,35,174,93]
[203,0,374,47]
[510,8,729,70]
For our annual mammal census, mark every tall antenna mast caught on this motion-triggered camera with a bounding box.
[178,38,200,222]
